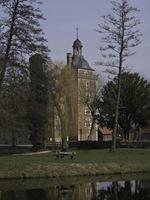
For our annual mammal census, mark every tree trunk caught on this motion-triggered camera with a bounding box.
[0,0,19,90]
[137,127,141,141]
[111,9,125,152]
[92,182,97,199]
[12,130,16,147]
[88,119,95,140]
[124,181,131,199]
[112,66,121,151]
[113,182,118,200]
[60,117,68,151]
[61,137,68,151]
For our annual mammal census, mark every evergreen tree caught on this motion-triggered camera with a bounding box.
[28,54,49,149]
[100,72,150,140]
[0,0,49,89]
[0,70,28,146]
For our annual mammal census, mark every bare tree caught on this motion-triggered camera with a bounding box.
[96,0,142,151]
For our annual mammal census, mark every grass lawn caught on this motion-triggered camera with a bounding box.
[0,148,150,179]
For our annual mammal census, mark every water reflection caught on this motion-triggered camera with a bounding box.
[0,178,150,200]
[96,180,150,200]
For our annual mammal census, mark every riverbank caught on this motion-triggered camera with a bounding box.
[0,149,150,179]
[0,173,150,192]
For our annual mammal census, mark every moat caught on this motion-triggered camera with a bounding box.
[0,174,150,200]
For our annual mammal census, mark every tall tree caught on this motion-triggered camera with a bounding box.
[0,70,28,146]
[0,0,49,89]
[48,62,77,150]
[96,0,142,151]
[100,72,150,141]
[28,54,49,149]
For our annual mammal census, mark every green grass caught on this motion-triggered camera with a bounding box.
[0,148,150,179]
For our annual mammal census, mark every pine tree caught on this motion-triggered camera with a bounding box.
[0,0,49,89]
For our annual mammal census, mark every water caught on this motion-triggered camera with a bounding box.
[0,174,150,200]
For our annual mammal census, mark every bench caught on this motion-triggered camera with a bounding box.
[56,151,76,159]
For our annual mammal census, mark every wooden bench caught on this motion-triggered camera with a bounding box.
[56,151,76,159]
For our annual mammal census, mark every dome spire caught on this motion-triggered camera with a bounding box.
[76,25,79,39]
[73,26,83,56]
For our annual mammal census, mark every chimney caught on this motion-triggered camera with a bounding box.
[67,53,72,66]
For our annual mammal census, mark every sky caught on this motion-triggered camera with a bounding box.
[40,0,150,80]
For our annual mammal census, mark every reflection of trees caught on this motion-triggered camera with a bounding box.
[0,179,150,200]
[132,188,150,200]
[97,182,119,200]
[122,181,133,200]
[96,180,150,200]
[92,182,97,200]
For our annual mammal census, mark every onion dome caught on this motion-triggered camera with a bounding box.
[73,39,83,48]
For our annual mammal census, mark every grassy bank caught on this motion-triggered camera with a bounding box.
[0,149,150,179]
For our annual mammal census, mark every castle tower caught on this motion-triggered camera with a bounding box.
[54,32,98,142]
[69,33,97,141]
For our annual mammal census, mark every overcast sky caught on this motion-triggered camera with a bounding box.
[40,0,150,80]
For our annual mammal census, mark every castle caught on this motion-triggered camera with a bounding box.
[0,34,98,145]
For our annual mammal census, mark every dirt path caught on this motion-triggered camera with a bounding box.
[12,150,51,156]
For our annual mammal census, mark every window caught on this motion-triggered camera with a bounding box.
[85,120,92,127]
[85,107,90,115]
[86,81,89,90]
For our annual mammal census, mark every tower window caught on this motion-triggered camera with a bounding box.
[85,107,90,115]
[85,120,92,127]
[86,81,89,90]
